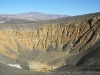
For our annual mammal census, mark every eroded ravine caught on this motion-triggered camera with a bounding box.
[0,12,100,72]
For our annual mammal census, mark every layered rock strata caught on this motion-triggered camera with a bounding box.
[0,12,100,72]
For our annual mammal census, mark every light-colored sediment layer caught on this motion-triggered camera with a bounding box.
[28,61,57,72]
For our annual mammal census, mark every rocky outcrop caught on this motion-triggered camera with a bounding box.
[0,12,100,72]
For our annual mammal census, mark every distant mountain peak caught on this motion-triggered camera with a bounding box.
[0,12,69,23]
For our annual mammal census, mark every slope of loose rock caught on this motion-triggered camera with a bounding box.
[0,12,100,73]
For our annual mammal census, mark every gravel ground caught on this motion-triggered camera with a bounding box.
[48,71,100,75]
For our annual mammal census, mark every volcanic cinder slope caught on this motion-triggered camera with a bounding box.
[0,12,100,75]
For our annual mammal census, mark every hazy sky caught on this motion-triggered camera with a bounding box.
[0,0,100,16]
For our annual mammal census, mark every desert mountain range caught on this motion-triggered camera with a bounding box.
[0,12,68,23]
